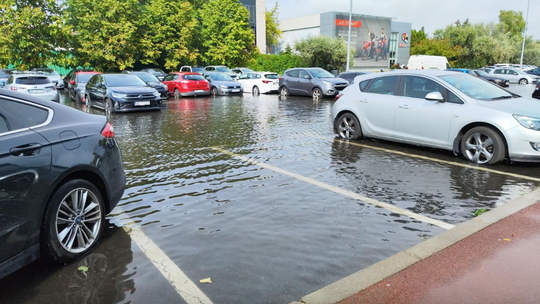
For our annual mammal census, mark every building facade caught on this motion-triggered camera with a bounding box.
[279,12,411,69]
[240,0,266,54]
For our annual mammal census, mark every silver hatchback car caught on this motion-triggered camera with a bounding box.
[332,70,540,164]
[3,73,59,102]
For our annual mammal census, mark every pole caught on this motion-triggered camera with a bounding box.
[346,0,353,72]
[519,0,530,68]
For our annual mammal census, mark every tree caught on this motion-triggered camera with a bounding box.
[138,0,198,70]
[499,10,525,37]
[0,0,70,69]
[294,35,355,71]
[199,0,257,67]
[265,2,281,54]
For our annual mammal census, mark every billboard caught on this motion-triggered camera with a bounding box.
[335,14,391,68]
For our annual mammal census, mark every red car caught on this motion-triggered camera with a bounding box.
[162,72,210,97]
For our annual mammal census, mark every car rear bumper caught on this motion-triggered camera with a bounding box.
[181,90,211,97]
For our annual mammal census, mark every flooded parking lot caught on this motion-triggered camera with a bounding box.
[1,84,539,304]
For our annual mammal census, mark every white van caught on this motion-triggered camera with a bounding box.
[407,55,451,70]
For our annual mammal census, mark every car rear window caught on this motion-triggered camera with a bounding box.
[265,74,279,79]
[76,73,97,83]
[183,74,205,81]
[15,76,51,85]
[192,67,204,73]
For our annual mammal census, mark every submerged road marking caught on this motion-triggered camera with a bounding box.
[116,210,214,304]
[212,147,455,230]
[308,134,540,183]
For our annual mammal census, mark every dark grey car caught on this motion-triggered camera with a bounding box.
[0,90,126,279]
[202,72,243,96]
[279,68,349,98]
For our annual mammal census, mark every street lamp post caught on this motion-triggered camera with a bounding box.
[346,0,353,72]
[519,0,530,68]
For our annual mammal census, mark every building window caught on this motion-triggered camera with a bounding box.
[389,32,398,60]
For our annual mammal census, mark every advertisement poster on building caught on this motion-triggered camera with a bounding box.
[335,14,391,68]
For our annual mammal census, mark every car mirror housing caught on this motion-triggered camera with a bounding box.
[425,91,445,102]
[304,75,311,79]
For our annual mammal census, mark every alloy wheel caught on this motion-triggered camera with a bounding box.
[463,132,495,164]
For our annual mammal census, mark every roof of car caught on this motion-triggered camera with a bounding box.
[169,72,201,75]
[75,71,101,74]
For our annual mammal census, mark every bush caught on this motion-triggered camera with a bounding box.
[248,54,306,74]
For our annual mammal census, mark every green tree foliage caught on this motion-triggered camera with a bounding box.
[199,0,256,67]
[294,35,355,71]
[266,2,281,54]
[0,0,70,69]
[248,53,304,74]
[499,10,525,37]
[138,0,198,70]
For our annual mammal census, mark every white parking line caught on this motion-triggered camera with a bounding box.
[116,210,214,304]
[212,147,455,230]
[308,134,540,183]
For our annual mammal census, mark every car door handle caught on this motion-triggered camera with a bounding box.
[359,99,368,103]
[398,104,409,109]
[10,143,42,156]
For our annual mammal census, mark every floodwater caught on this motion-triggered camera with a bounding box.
[1,83,540,304]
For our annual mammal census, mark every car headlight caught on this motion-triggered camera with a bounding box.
[321,80,332,86]
[514,115,540,131]
[111,92,127,98]
[153,91,160,97]
[220,85,227,89]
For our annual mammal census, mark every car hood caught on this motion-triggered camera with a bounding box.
[213,80,241,87]
[478,97,540,117]
[146,81,166,88]
[318,77,349,85]
[109,86,156,94]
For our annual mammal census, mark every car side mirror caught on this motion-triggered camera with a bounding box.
[96,82,103,88]
[304,75,311,79]
[425,91,445,102]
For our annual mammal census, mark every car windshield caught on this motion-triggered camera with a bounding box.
[15,76,51,84]
[104,75,146,87]
[216,67,232,73]
[209,73,233,81]
[192,67,204,73]
[475,70,489,77]
[265,74,279,79]
[77,73,97,83]
[440,74,514,100]
[134,72,159,83]
[309,69,334,78]
[183,74,205,81]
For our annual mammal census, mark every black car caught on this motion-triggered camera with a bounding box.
[63,68,95,89]
[527,67,540,76]
[472,70,510,87]
[533,81,540,100]
[0,90,125,279]
[140,68,167,81]
[121,71,168,99]
[85,74,162,115]
[337,71,369,84]
[68,71,101,103]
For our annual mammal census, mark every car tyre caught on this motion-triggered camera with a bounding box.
[105,98,114,117]
[461,126,506,165]
[279,86,289,97]
[211,87,219,96]
[335,112,362,140]
[518,78,528,85]
[86,94,92,109]
[174,88,181,99]
[312,87,322,99]
[253,86,260,96]
[41,179,105,264]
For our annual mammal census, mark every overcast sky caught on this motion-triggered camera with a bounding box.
[266,0,539,40]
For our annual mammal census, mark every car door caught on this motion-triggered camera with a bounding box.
[357,75,400,139]
[297,70,313,95]
[285,70,299,94]
[93,75,106,107]
[238,73,251,92]
[162,74,175,93]
[393,75,453,148]
[506,69,519,83]
[0,98,52,264]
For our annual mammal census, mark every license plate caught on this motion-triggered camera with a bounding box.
[134,101,150,106]
[29,89,45,94]
[232,89,240,92]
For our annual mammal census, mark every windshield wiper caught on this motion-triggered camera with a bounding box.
[491,95,513,100]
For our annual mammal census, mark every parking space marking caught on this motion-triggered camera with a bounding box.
[212,147,455,230]
[308,134,540,183]
[117,210,214,304]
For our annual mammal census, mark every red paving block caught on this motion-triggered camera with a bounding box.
[339,202,540,304]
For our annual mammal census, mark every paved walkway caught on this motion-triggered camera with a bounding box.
[338,200,540,304]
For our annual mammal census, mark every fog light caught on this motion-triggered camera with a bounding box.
[327,89,335,94]
[530,142,540,151]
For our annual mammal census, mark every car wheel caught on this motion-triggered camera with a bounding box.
[335,112,362,140]
[174,88,181,99]
[461,126,506,165]
[518,78,528,85]
[105,98,114,117]
[279,86,289,97]
[211,87,218,96]
[253,86,260,96]
[68,90,74,102]
[41,179,105,263]
[312,87,322,99]
[86,94,92,109]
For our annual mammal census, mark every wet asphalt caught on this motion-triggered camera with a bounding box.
[1,83,539,304]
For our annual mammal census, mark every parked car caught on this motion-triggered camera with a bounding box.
[490,68,538,84]
[407,55,450,70]
[279,67,349,99]
[237,72,279,95]
[3,72,59,102]
[204,66,239,80]
[0,69,12,88]
[162,72,210,98]
[533,81,540,100]
[179,66,204,73]
[68,71,101,103]
[202,72,243,96]
[121,71,168,99]
[471,70,509,87]
[85,74,163,115]
[31,68,64,89]
[140,68,167,81]
[0,89,125,279]
[527,67,540,76]
[63,68,95,89]
[338,71,369,84]
[231,67,254,75]
[332,70,540,165]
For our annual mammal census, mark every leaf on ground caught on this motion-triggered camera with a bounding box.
[199,278,212,284]
[78,266,89,272]
[503,238,511,242]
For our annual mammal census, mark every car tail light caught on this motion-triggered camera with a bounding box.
[421,67,424,70]
[70,80,75,85]
[536,84,539,91]
[262,80,272,84]
[11,86,16,91]
[279,77,282,81]
[335,93,343,101]
[101,122,115,138]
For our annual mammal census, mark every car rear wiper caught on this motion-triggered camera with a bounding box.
[491,95,513,100]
